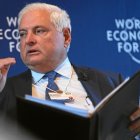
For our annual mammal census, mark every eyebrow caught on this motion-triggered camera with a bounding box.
[19,25,47,31]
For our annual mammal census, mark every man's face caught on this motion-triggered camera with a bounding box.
[19,9,69,72]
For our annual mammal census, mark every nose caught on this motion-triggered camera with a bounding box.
[25,31,36,46]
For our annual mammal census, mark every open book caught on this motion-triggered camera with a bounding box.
[16,71,140,140]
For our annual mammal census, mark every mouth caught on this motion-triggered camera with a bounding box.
[27,49,40,55]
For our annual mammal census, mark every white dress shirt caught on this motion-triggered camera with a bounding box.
[31,57,94,113]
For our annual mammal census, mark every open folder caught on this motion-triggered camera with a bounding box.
[16,71,140,140]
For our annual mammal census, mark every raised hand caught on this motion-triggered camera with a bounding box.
[0,57,16,92]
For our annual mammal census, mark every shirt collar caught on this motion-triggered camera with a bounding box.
[31,57,72,83]
[55,57,72,79]
[31,71,44,84]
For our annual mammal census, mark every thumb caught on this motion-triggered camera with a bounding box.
[0,65,11,92]
[1,64,11,76]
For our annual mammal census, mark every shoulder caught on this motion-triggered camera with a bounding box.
[73,64,123,87]
[2,69,32,95]
[7,69,32,85]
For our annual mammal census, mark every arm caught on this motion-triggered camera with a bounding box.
[0,57,16,92]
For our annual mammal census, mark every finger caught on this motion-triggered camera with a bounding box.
[0,57,16,69]
[0,58,16,75]
[129,119,140,132]
[130,107,140,121]
[1,65,11,76]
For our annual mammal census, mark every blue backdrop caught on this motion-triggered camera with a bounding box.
[0,0,140,78]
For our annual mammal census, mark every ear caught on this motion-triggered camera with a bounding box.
[62,28,71,48]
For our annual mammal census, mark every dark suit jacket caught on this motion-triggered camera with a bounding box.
[0,65,123,119]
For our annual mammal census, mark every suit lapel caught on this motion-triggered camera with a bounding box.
[24,70,32,96]
[73,65,102,106]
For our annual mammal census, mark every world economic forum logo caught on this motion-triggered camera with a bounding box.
[106,18,140,64]
[0,16,20,53]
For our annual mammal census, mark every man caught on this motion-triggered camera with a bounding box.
[0,2,140,139]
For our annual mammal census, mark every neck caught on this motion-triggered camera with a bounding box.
[28,60,66,73]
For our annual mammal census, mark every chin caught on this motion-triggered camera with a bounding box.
[24,60,40,68]
[25,57,42,64]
